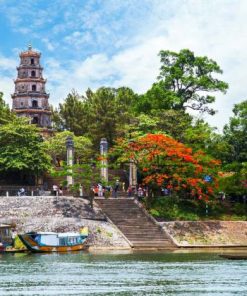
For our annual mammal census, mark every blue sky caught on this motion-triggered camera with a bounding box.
[0,0,246,131]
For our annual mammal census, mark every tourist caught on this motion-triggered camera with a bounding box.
[93,185,98,197]
[143,186,148,197]
[79,184,83,197]
[137,186,143,199]
[52,184,58,196]
[17,187,25,197]
[89,187,95,208]
[98,183,103,197]
[113,180,119,198]
[127,186,132,197]
[38,186,45,196]
[59,187,63,196]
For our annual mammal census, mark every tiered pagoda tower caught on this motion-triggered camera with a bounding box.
[12,45,51,129]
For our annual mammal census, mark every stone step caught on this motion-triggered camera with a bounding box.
[123,232,167,236]
[96,198,174,249]
[131,239,170,243]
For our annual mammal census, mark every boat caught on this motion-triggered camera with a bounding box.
[18,228,89,253]
[0,224,27,253]
[219,254,247,260]
[0,224,13,252]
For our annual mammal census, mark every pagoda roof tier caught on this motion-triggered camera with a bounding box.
[20,47,41,58]
[17,65,43,70]
[14,108,52,114]
[12,92,49,98]
[14,78,46,83]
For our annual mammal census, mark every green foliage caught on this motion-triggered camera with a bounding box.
[157,49,228,114]
[219,162,247,196]
[149,197,203,221]
[223,100,247,163]
[0,117,51,174]
[129,110,193,141]
[0,92,14,124]
[135,49,228,115]
[53,87,137,149]
[51,161,101,195]
[54,90,89,135]
[149,197,247,221]
[44,130,93,165]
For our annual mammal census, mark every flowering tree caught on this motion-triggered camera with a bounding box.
[113,134,221,200]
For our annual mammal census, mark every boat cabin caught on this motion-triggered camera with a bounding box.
[0,224,12,245]
[29,232,86,247]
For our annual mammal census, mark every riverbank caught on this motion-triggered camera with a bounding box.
[162,221,247,247]
[0,196,130,249]
[0,196,246,249]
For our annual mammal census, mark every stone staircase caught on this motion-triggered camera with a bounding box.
[95,198,175,249]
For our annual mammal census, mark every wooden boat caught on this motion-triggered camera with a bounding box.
[0,224,13,252]
[18,228,88,253]
[219,254,247,260]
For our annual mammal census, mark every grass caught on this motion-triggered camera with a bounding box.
[147,196,247,221]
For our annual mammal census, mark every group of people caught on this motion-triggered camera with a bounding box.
[127,185,148,198]
[16,180,148,199]
[17,187,45,196]
[92,180,120,198]
[52,184,63,196]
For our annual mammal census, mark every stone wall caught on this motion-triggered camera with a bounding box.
[0,196,130,249]
[162,221,247,247]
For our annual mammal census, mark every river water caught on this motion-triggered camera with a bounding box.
[0,250,246,296]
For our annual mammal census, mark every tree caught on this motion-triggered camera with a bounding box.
[219,100,247,197]
[44,131,93,165]
[51,162,100,197]
[112,134,221,200]
[0,117,51,178]
[136,49,228,115]
[219,164,247,197]
[126,110,193,143]
[223,100,247,163]
[54,90,88,135]
[55,87,137,149]
[86,87,136,147]
[0,92,14,124]
[183,119,231,162]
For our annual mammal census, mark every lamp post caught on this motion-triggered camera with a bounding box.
[100,138,108,183]
[66,136,74,187]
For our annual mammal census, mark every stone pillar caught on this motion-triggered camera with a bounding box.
[66,136,74,187]
[100,138,108,183]
[129,159,137,188]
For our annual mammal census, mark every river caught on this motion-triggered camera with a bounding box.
[0,250,246,295]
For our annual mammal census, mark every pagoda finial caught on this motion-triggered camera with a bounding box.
[28,43,32,51]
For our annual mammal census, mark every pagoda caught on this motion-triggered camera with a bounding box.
[12,45,52,129]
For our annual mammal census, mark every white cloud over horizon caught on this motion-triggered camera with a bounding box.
[0,0,247,132]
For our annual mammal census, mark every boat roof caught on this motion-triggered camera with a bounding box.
[0,224,12,228]
[58,232,81,237]
[29,232,81,237]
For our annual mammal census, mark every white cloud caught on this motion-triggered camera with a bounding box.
[0,55,16,71]
[2,0,247,132]
[0,76,13,107]
[64,31,93,48]
[42,38,55,51]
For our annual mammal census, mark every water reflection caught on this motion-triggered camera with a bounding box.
[0,250,246,295]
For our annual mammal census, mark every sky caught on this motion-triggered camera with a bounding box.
[0,0,246,132]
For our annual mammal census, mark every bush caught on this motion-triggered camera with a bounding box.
[148,196,247,221]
